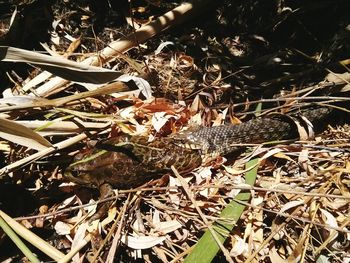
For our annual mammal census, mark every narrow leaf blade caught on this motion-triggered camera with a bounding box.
[184,158,259,263]
[0,118,52,150]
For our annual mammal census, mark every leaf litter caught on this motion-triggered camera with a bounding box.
[0,1,349,262]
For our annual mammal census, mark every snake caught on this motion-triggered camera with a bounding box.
[64,106,343,189]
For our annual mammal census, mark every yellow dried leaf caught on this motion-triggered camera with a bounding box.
[0,118,52,150]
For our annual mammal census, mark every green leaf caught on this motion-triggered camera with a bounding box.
[0,215,40,263]
[184,158,259,263]
[255,102,263,117]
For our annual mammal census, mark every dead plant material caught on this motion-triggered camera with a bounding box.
[0,1,349,262]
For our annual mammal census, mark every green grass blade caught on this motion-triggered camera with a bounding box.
[0,214,40,263]
[184,158,259,263]
[0,210,64,261]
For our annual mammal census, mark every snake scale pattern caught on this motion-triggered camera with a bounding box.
[65,106,339,188]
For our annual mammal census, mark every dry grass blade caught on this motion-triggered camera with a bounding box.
[1,1,349,262]
[18,120,110,135]
[23,0,216,97]
[0,117,52,150]
[0,132,92,179]
[57,234,91,263]
[0,214,40,263]
[0,211,64,261]
[0,81,129,113]
[244,160,350,262]
[0,46,123,84]
[184,159,259,262]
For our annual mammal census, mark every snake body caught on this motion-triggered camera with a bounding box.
[65,106,339,188]
[177,106,334,156]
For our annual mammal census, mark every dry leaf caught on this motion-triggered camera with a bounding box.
[0,118,52,150]
[121,235,167,249]
[151,112,176,132]
[230,235,248,257]
[54,221,72,235]
[269,246,289,263]
[0,46,124,84]
[153,220,182,235]
[319,208,338,241]
[280,200,304,213]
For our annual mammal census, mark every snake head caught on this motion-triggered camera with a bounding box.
[171,127,210,154]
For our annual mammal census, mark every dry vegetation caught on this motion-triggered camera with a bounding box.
[0,0,349,262]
